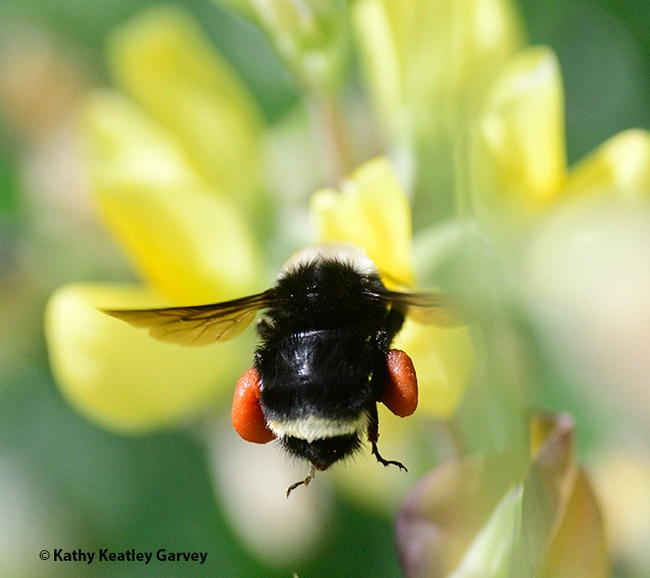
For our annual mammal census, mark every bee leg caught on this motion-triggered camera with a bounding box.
[367,404,407,472]
[385,307,406,342]
[370,443,407,472]
[255,318,273,336]
[286,465,316,498]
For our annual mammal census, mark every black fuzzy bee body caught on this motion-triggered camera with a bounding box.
[256,250,405,470]
[104,243,462,494]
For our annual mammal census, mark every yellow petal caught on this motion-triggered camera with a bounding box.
[108,6,263,206]
[351,0,402,138]
[83,91,262,304]
[537,471,610,578]
[565,129,650,200]
[353,0,523,142]
[310,156,414,285]
[393,319,475,418]
[45,283,254,433]
[471,46,567,232]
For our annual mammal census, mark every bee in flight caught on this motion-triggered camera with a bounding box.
[103,243,463,496]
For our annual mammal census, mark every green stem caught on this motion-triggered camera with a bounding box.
[309,93,354,184]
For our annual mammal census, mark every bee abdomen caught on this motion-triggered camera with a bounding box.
[267,412,369,444]
[282,434,364,471]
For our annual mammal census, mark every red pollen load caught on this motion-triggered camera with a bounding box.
[382,349,418,417]
[232,367,276,444]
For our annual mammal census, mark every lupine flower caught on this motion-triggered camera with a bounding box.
[467,43,650,440]
[477,50,650,574]
[45,8,266,433]
[44,4,476,564]
[394,39,649,576]
[351,0,523,225]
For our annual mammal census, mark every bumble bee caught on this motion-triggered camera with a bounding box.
[104,243,462,495]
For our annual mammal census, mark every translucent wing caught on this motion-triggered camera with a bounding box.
[377,290,470,327]
[102,290,276,346]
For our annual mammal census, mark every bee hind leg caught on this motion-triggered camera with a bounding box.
[286,464,316,498]
[367,405,407,472]
[370,442,407,472]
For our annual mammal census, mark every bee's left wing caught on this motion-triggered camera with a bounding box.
[378,290,471,327]
[102,290,276,346]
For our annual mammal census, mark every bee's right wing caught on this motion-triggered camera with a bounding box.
[102,290,276,347]
[379,290,472,327]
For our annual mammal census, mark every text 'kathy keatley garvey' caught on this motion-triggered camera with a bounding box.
[51,549,208,564]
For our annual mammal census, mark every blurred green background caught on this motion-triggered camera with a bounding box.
[1,0,649,576]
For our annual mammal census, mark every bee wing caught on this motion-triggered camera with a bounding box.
[102,290,275,346]
[379,290,470,327]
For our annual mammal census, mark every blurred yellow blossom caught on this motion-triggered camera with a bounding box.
[466,42,650,446]
[45,7,265,432]
[46,283,252,432]
[352,0,523,222]
[83,91,262,304]
[563,128,650,199]
[468,44,650,239]
[108,7,264,206]
[460,40,649,576]
[468,46,567,237]
[353,0,523,148]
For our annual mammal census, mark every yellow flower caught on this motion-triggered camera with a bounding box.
[353,0,523,147]
[468,50,650,568]
[107,7,264,207]
[352,0,524,225]
[467,45,650,401]
[467,47,564,235]
[468,45,650,239]
[45,7,265,432]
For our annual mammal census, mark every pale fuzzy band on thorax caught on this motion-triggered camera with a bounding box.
[278,243,378,280]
